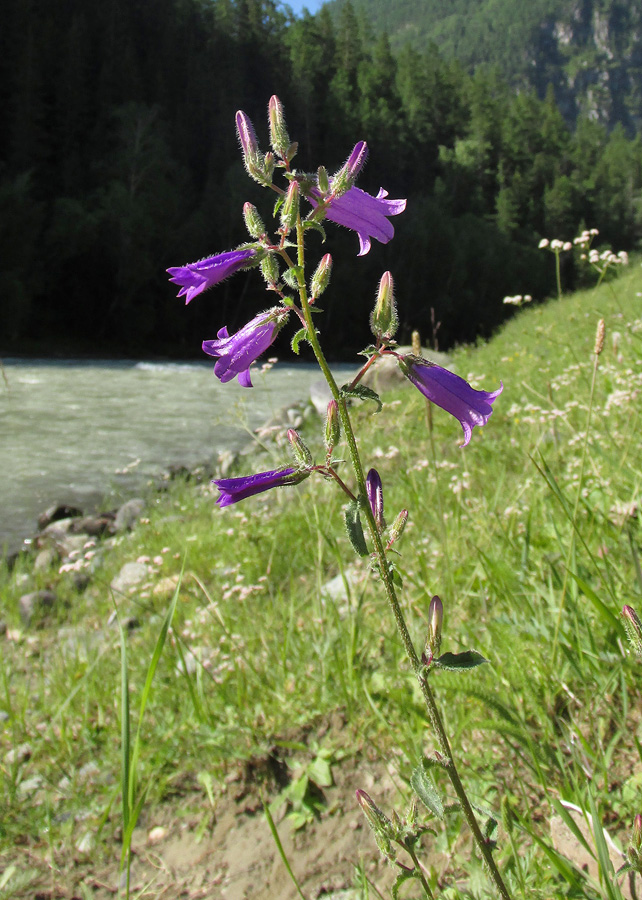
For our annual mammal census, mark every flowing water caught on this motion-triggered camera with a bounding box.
[0,359,354,555]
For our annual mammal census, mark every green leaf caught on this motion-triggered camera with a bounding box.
[283,269,300,290]
[567,572,622,632]
[587,790,622,900]
[392,870,418,899]
[410,762,444,819]
[303,220,326,241]
[434,650,488,671]
[262,796,308,900]
[340,383,383,413]
[291,328,308,355]
[307,756,332,788]
[344,500,369,557]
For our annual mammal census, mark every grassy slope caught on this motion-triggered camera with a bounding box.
[1,259,642,895]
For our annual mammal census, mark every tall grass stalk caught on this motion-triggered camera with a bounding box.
[116,577,180,898]
[552,320,604,658]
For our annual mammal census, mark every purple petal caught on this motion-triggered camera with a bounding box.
[213,467,299,507]
[308,186,406,256]
[167,249,255,304]
[202,309,289,387]
[400,356,502,446]
[366,468,384,528]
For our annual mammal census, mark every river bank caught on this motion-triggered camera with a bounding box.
[0,358,355,555]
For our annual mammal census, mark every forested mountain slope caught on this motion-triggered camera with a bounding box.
[1,0,641,357]
[326,0,642,132]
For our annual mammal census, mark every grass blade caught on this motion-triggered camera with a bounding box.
[262,794,308,900]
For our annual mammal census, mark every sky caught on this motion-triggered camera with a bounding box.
[284,0,327,15]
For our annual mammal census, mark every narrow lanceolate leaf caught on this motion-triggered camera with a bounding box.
[410,762,444,819]
[340,383,383,413]
[291,328,309,355]
[345,500,369,557]
[434,650,489,671]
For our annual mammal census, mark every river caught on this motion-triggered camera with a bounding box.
[0,358,354,555]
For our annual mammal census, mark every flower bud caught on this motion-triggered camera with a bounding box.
[538,238,550,249]
[260,253,280,287]
[366,468,384,531]
[355,790,394,860]
[633,814,642,851]
[243,202,266,240]
[317,166,330,195]
[263,151,275,183]
[594,318,605,356]
[236,110,259,162]
[288,429,313,469]
[388,509,408,547]
[268,95,290,160]
[331,141,368,198]
[310,254,332,299]
[280,181,299,232]
[370,271,399,340]
[325,399,340,451]
[622,606,642,657]
[425,596,443,658]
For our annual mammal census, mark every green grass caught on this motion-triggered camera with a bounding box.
[1,262,642,896]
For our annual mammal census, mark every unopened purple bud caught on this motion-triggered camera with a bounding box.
[280,181,299,231]
[243,202,266,240]
[622,606,642,657]
[236,110,258,156]
[370,271,398,340]
[366,468,384,531]
[268,95,290,160]
[325,399,340,451]
[310,253,332,299]
[426,596,443,658]
[332,141,368,197]
[355,789,393,849]
[287,429,313,468]
[633,814,642,850]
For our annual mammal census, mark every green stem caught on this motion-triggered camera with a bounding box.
[555,250,562,301]
[293,216,512,900]
[405,844,435,899]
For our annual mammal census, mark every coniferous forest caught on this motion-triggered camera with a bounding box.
[2,0,642,358]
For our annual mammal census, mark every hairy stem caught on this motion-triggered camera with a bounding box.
[293,215,512,900]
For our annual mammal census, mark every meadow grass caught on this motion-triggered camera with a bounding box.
[1,262,642,897]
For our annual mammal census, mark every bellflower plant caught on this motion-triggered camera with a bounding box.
[167,248,257,304]
[167,97,509,899]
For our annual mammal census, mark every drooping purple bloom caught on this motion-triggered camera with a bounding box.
[202,308,289,387]
[399,355,503,447]
[309,186,406,256]
[213,467,302,508]
[167,248,256,305]
[366,468,384,530]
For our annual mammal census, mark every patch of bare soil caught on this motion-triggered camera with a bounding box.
[10,752,408,900]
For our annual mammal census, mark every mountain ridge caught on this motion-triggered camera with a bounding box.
[323,0,642,132]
